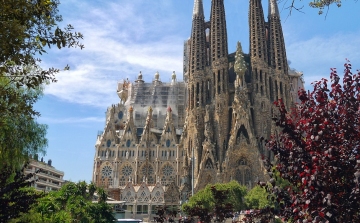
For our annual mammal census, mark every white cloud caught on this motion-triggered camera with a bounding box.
[39,116,104,124]
[43,1,185,108]
[44,0,360,106]
[286,31,360,88]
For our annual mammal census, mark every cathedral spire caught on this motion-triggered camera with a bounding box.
[210,0,228,62]
[269,0,280,16]
[189,0,207,78]
[210,0,229,96]
[188,0,207,110]
[193,0,204,18]
[209,0,229,172]
[249,0,268,63]
[268,0,288,75]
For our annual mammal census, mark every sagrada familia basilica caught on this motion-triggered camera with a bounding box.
[92,0,304,216]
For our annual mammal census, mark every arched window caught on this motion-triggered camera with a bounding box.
[235,169,243,185]
[245,169,251,184]
[238,158,247,166]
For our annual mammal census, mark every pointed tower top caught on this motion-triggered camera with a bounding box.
[193,0,204,18]
[129,106,133,113]
[269,0,280,16]
[167,106,172,113]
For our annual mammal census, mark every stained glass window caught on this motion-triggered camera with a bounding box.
[162,164,173,176]
[101,166,112,177]
[122,165,133,176]
[141,164,154,176]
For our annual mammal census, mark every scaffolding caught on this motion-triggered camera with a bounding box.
[129,80,186,130]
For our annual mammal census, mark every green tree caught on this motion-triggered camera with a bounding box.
[12,181,115,223]
[0,77,47,170]
[244,186,270,210]
[0,0,83,169]
[0,164,43,222]
[287,0,345,15]
[183,181,247,221]
[0,0,83,90]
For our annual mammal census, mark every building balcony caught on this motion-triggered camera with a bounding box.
[37,171,64,182]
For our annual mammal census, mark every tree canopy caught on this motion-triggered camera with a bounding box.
[0,0,83,169]
[11,181,115,223]
[0,164,42,222]
[183,181,247,222]
[0,0,83,89]
[244,185,271,210]
[286,0,344,15]
[0,77,47,169]
[0,1,85,221]
[248,62,360,222]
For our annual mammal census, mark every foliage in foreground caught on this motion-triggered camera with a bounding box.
[285,0,345,15]
[244,185,271,210]
[0,0,83,168]
[0,0,83,90]
[11,181,115,223]
[0,164,43,222]
[245,62,360,222]
[0,77,48,170]
[183,181,247,222]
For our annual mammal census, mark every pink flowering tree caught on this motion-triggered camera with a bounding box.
[245,61,360,223]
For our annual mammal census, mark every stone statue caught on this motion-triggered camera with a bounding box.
[117,79,129,104]
[203,106,213,142]
[126,151,129,159]
[234,41,247,88]
[106,150,109,159]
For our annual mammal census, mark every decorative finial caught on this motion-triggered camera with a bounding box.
[148,106,153,113]
[172,71,176,80]
[167,106,172,113]
[129,106,133,112]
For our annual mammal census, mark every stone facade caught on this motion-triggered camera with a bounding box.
[92,0,304,202]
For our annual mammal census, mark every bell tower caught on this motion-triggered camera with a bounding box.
[186,0,207,177]
[268,0,288,76]
[210,0,230,168]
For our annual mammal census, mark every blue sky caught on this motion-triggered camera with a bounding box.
[35,0,360,182]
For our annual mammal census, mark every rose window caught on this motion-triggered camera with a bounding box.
[162,164,174,176]
[122,165,133,176]
[141,165,154,176]
[101,165,112,177]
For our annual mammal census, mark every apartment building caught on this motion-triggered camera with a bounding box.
[25,158,65,192]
